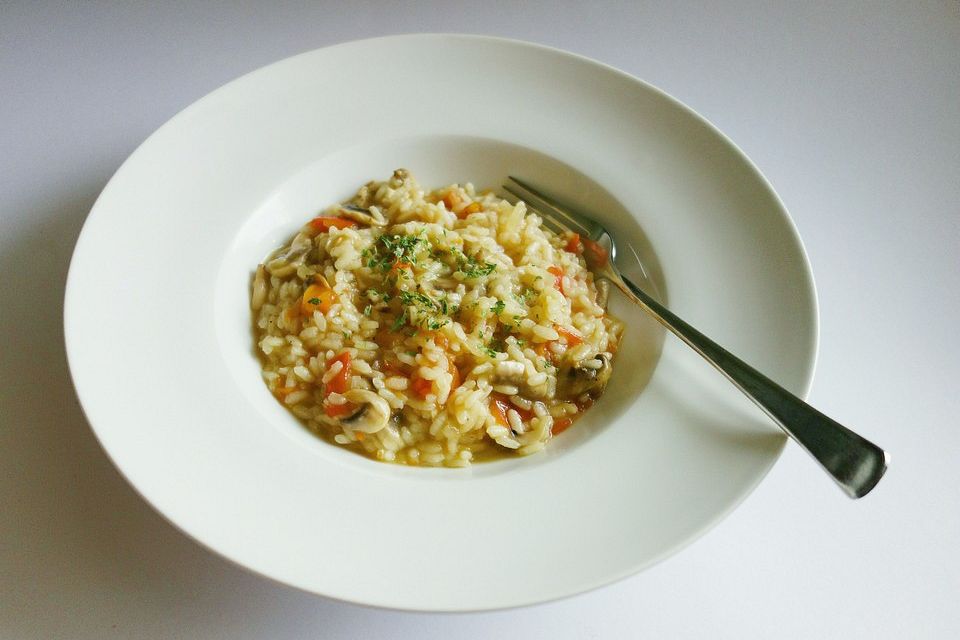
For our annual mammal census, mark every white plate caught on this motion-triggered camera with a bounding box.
[64,35,817,611]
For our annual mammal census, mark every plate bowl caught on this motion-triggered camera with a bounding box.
[65,35,817,611]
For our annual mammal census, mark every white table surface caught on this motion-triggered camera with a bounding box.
[2,2,958,638]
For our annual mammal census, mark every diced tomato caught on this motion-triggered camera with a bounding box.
[513,403,535,423]
[301,281,337,315]
[490,393,533,427]
[554,325,584,346]
[325,352,352,394]
[324,401,356,418]
[309,216,357,233]
[490,395,511,427]
[411,376,433,398]
[547,265,564,293]
[534,341,553,361]
[582,237,608,267]
[553,417,574,435]
[565,233,582,254]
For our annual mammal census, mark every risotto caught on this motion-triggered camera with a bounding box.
[251,170,622,466]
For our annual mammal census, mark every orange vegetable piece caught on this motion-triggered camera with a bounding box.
[554,325,584,346]
[324,352,352,394]
[411,376,433,398]
[565,233,582,254]
[582,237,608,267]
[442,191,461,211]
[448,360,461,390]
[301,281,337,315]
[324,401,356,418]
[490,395,511,427]
[459,202,482,218]
[490,393,535,428]
[309,216,357,233]
[553,417,574,435]
[547,265,564,293]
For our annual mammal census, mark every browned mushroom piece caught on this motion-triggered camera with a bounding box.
[338,389,391,433]
[336,204,386,227]
[559,353,612,399]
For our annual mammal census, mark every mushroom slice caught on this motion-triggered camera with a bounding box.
[336,204,386,227]
[251,264,268,311]
[265,230,313,277]
[339,389,392,433]
[559,353,613,399]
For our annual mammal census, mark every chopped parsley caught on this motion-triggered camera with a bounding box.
[307,297,321,305]
[365,231,427,272]
[391,308,408,331]
[399,290,439,311]
[451,247,496,279]
[491,300,505,316]
[363,304,372,316]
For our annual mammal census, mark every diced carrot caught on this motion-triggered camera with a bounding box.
[442,191,461,211]
[391,260,412,273]
[301,281,337,315]
[547,265,564,293]
[459,201,482,218]
[309,216,358,233]
[553,417,574,435]
[324,401,356,418]
[554,325,584,346]
[433,333,449,350]
[565,233,582,254]
[411,376,433,398]
[325,352,352,394]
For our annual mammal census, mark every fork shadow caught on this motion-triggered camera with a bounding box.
[0,176,424,638]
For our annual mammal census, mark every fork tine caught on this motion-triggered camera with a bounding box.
[505,176,599,239]
[502,184,568,236]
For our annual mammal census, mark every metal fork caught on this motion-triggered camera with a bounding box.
[503,176,888,499]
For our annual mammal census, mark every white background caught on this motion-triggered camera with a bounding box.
[1,2,958,638]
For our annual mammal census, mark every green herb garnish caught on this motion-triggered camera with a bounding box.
[392,309,408,331]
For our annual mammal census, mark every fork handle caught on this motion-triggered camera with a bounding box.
[616,274,888,498]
